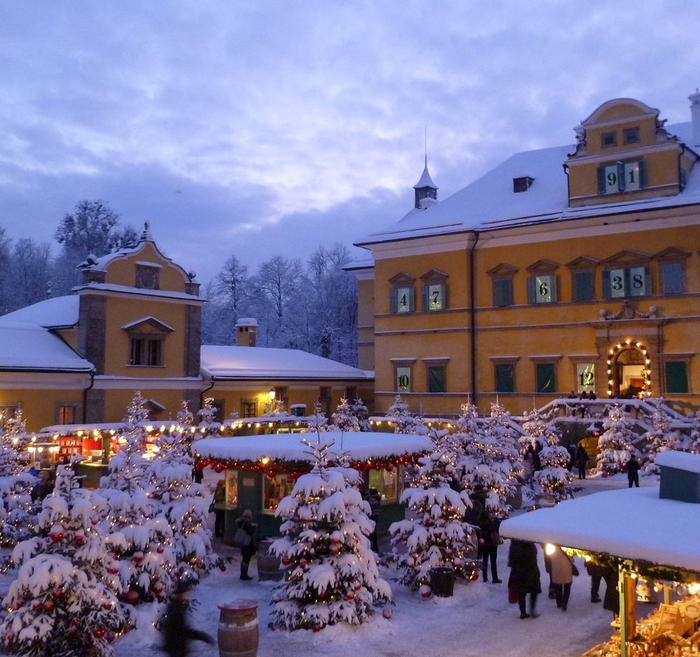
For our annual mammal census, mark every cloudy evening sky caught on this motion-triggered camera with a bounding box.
[2,2,700,282]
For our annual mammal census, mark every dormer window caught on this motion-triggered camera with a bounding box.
[123,316,173,367]
[513,176,534,193]
[601,131,617,148]
[597,160,646,194]
[623,127,640,144]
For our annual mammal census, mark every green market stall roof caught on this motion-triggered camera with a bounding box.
[500,485,700,577]
[194,431,432,475]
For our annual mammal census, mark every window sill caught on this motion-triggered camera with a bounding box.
[125,364,166,368]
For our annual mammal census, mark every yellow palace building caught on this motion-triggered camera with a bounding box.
[0,224,372,433]
[351,94,700,417]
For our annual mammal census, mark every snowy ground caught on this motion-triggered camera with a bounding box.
[0,471,658,657]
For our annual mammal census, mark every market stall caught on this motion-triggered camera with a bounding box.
[194,431,432,540]
[500,451,700,657]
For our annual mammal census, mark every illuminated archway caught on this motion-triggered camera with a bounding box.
[606,340,652,398]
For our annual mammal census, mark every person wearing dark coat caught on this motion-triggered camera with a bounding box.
[508,540,541,619]
[586,560,606,603]
[478,510,502,583]
[367,487,382,552]
[236,509,257,580]
[566,444,576,471]
[574,444,589,480]
[211,480,226,538]
[162,582,214,657]
[602,566,620,618]
[626,455,641,488]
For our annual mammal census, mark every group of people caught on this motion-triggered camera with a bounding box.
[508,540,619,620]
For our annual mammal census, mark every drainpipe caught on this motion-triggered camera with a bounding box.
[82,370,96,423]
[469,231,481,407]
[200,378,215,409]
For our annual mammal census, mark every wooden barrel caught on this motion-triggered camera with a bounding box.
[218,599,259,657]
[430,567,455,598]
[257,538,282,581]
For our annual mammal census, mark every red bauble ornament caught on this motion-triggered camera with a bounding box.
[75,535,85,544]
[91,519,99,525]
[313,625,322,632]
[300,560,308,568]
[52,590,62,599]
[319,590,327,599]
[119,518,127,525]
[108,567,118,575]
[32,602,40,610]
[420,586,432,599]
[6,635,13,643]
[43,601,54,612]
[401,535,408,543]
[330,546,339,555]
[106,632,115,643]
[157,546,164,554]
[125,590,139,605]
[102,602,111,610]
[69,627,78,636]
[219,565,227,572]
[478,538,484,547]
[332,538,340,545]
[50,532,63,542]
[132,553,143,564]
[353,582,361,591]
[470,570,479,582]
[347,592,355,600]
[72,618,79,626]
[153,584,163,594]
[282,557,291,566]
[94,629,105,639]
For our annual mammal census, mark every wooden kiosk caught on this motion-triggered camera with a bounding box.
[194,431,432,541]
[500,451,700,657]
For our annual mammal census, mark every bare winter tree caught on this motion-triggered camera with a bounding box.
[7,238,52,311]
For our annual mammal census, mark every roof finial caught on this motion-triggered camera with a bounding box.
[141,221,153,242]
[424,125,428,169]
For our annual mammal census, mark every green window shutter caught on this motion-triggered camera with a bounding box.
[574,271,595,301]
[644,266,652,296]
[602,270,611,299]
[442,284,449,310]
[536,363,556,393]
[638,160,647,188]
[662,263,684,295]
[421,285,429,312]
[526,276,536,304]
[551,275,559,302]
[389,288,398,313]
[495,364,515,393]
[617,162,626,191]
[408,287,415,312]
[493,279,512,307]
[665,361,689,394]
[428,366,446,393]
[597,166,606,194]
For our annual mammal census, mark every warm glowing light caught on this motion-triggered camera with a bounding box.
[545,543,556,556]
[690,582,700,594]
[261,456,270,465]
[268,388,276,401]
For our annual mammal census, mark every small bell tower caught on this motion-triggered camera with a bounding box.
[414,131,438,209]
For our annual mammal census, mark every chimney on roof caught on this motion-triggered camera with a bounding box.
[690,89,700,147]
[235,318,258,347]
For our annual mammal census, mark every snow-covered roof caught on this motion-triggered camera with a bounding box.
[72,283,203,303]
[500,486,700,574]
[343,257,375,272]
[200,345,373,381]
[414,164,438,190]
[0,321,93,372]
[358,122,700,246]
[655,451,700,474]
[194,431,432,464]
[0,296,79,329]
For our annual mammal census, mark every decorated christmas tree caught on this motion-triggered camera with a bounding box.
[643,406,687,475]
[98,393,176,605]
[350,398,371,432]
[390,428,477,592]
[306,402,329,433]
[330,398,361,432]
[1,463,127,657]
[0,411,35,547]
[597,404,638,474]
[270,437,391,631]
[148,401,222,583]
[459,402,521,518]
[521,409,573,503]
[386,395,421,434]
[196,397,222,438]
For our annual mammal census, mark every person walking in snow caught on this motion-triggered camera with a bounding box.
[574,443,589,480]
[478,509,502,583]
[211,480,226,538]
[586,560,606,603]
[508,540,541,619]
[162,581,214,657]
[603,566,620,619]
[626,454,641,487]
[550,546,576,612]
[367,487,382,552]
[235,509,257,580]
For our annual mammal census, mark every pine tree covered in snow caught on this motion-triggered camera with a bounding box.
[521,409,573,503]
[148,401,222,583]
[0,411,35,547]
[330,398,360,432]
[390,428,477,591]
[691,410,700,455]
[1,464,127,657]
[459,402,521,518]
[386,395,421,434]
[270,437,391,631]
[98,394,176,605]
[597,405,638,474]
[196,397,222,437]
[643,406,687,475]
[306,402,329,433]
[350,398,371,432]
